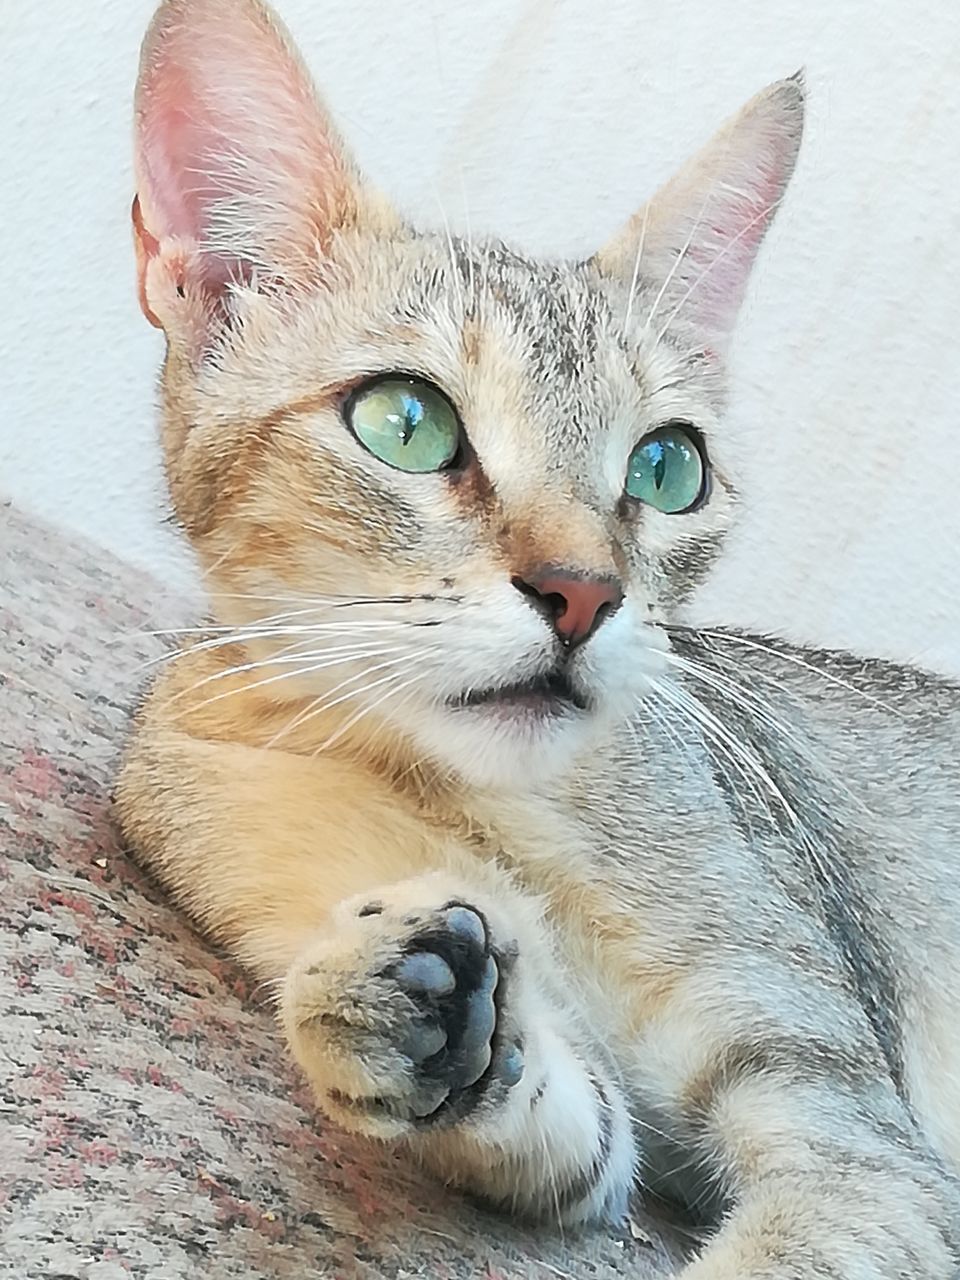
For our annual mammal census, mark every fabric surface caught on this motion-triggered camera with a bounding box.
[0,502,683,1279]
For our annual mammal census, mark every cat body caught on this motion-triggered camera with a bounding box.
[118,1,960,1274]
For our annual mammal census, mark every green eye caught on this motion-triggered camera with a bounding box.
[346,376,461,473]
[625,423,706,513]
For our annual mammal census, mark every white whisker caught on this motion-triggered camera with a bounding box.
[649,676,795,836]
[264,651,436,749]
[164,648,410,719]
[161,640,406,705]
[664,650,869,821]
[640,169,728,340]
[653,194,784,344]
[692,629,900,716]
[310,670,427,757]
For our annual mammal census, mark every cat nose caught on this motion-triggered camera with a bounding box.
[512,570,624,648]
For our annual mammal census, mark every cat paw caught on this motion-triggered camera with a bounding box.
[282,894,524,1138]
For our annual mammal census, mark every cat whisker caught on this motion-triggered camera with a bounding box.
[310,668,431,757]
[662,648,868,815]
[135,629,408,678]
[676,626,901,717]
[139,618,434,659]
[163,647,411,719]
[206,590,463,607]
[640,168,728,340]
[650,675,853,927]
[158,640,406,706]
[122,607,319,644]
[330,670,435,757]
[648,676,797,838]
[622,201,650,334]
[630,697,749,832]
[661,698,771,839]
[140,616,446,640]
[198,528,247,579]
[632,700,765,840]
[263,650,436,749]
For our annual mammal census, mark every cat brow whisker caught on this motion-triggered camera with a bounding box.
[430,188,466,311]
[622,201,650,335]
[458,169,477,315]
[425,3,466,311]
[653,193,785,344]
[640,166,730,340]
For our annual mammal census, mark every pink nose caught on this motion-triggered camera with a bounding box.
[513,571,624,647]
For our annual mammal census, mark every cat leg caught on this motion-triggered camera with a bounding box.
[639,963,960,1278]
[281,871,637,1226]
[118,713,635,1225]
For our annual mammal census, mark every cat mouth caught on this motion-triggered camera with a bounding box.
[448,668,590,718]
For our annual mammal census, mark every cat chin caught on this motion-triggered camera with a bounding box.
[404,702,604,791]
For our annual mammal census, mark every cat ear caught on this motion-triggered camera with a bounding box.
[133,0,396,336]
[594,75,804,353]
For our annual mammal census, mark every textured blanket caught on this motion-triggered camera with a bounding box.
[0,502,682,1278]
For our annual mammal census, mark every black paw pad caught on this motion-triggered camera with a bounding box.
[385,905,521,1122]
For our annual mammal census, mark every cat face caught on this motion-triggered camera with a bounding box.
[133,0,803,787]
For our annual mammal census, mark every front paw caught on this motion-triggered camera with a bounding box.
[282,896,523,1138]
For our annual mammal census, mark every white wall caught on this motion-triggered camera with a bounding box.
[3,0,959,673]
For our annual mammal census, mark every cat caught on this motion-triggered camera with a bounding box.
[117,0,960,1275]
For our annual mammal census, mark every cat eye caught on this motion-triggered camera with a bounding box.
[345,376,462,473]
[625,423,707,514]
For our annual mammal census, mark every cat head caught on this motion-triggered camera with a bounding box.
[133,0,803,789]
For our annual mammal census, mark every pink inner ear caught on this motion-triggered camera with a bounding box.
[138,64,240,291]
[141,68,214,245]
[134,0,354,294]
[685,117,800,337]
[614,78,803,349]
[690,169,786,330]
